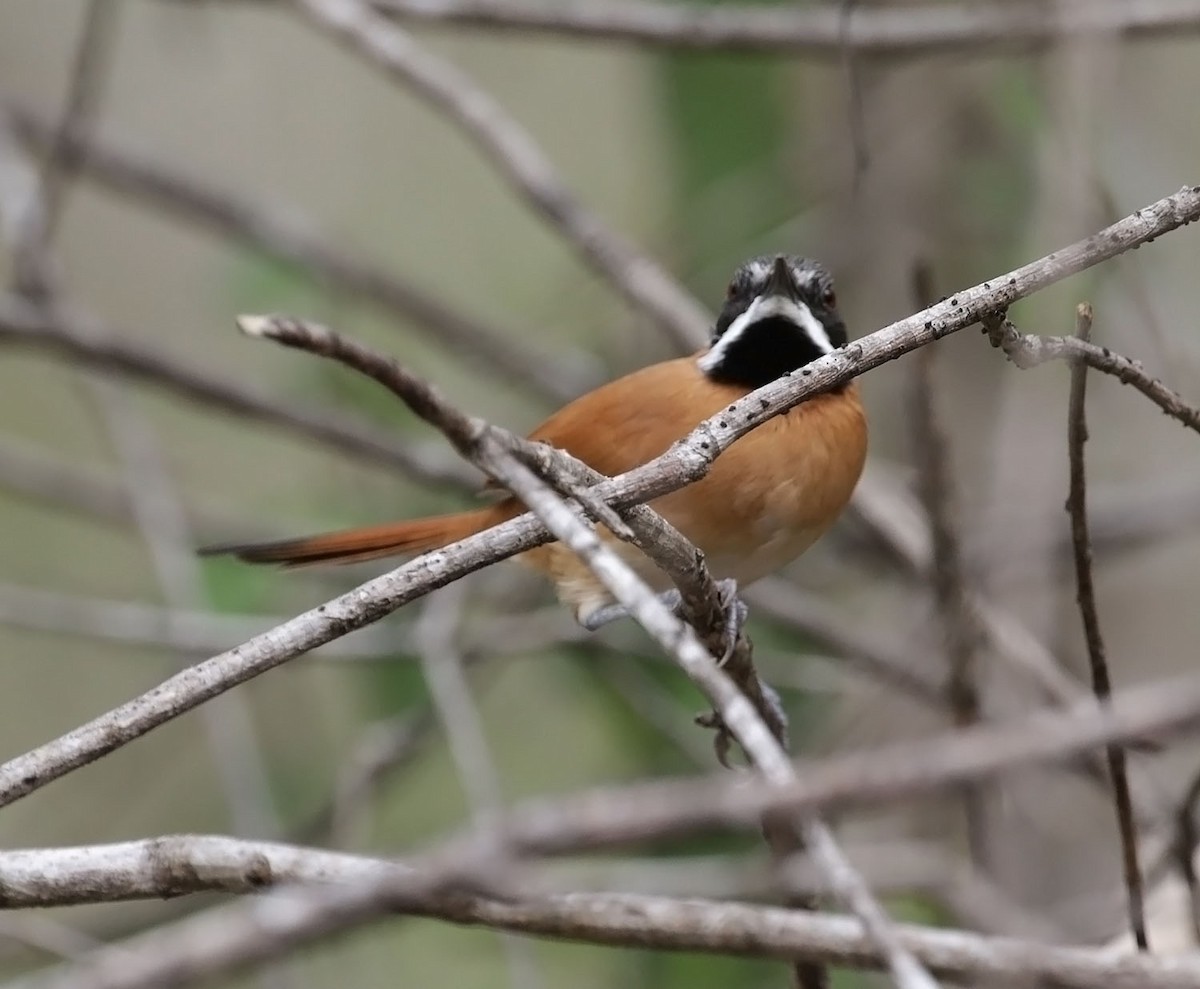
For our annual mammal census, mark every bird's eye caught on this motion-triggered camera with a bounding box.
[726,281,738,300]
[822,287,837,308]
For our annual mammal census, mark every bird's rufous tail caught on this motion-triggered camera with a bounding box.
[199,506,507,567]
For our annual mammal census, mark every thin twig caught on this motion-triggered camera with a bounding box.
[909,262,988,868]
[985,310,1200,435]
[8,0,120,301]
[415,584,545,989]
[747,578,945,705]
[1066,301,1148,950]
[1173,765,1200,943]
[0,915,101,962]
[0,294,474,489]
[0,582,405,659]
[838,0,870,191]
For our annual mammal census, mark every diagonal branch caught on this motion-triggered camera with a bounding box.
[234,312,740,671]
[2,102,594,403]
[236,312,929,989]
[0,184,1195,812]
[0,294,475,489]
[985,310,1200,434]
[294,0,712,353]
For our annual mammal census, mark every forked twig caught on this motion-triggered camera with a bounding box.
[986,311,1200,435]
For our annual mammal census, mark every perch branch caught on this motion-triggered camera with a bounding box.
[0,184,1195,811]
[238,312,928,989]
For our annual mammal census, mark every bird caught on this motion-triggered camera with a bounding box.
[201,255,868,630]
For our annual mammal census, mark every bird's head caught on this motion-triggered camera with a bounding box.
[699,255,846,388]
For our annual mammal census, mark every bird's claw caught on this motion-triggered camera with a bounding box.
[582,580,749,669]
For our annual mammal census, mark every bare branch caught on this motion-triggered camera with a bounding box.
[488,670,1200,859]
[10,836,1200,989]
[908,263,988,868]
[1066,302,1148,950]
[0,582,403,659]
[0,295,474,489]
[365,0,1200,58]
[1173,767,1200,944]
[0,835,405,907]
[986,311,1200,435]
[0,184,1194,811]
[237,313,935,988]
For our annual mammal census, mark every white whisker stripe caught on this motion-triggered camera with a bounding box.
[698,296,832,374]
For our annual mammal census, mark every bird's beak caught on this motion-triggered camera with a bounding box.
[761,256,801,302]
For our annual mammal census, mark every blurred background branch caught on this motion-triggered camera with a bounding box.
[4,2,1200,988]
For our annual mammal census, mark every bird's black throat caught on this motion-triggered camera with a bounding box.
[703,317,830,389]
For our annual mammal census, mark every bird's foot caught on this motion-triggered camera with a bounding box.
[579,594,669,631]
[581,578,749,666]
[713,577,749,667]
